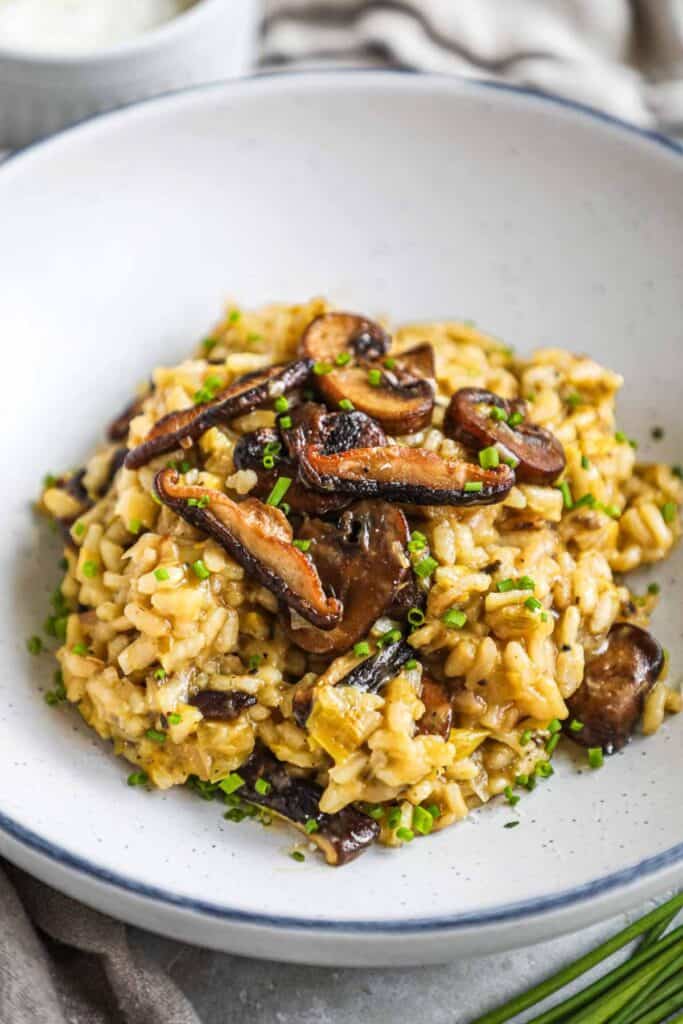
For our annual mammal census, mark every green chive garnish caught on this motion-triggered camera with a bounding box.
[219,773,245,795]
[396,827,414,842]
[520,729,533,746]
[128,518,142,534]
[192,559,210,580]
[145,728,166,744]
[313,362,333,376]
[274,396,289,413]
[167,713,182,725]
[367,368,383,388]
[661,502,677,524]
[557,481,573,508]
[479,446,500,469]
[504,786,520,807]
[335,351,352,366]
[154,667,166,680]
[339,398,354,411]
[154,567,170,582]
[72,643,89,656]
[293,539,312,552]
[304,818,319,833]
[290,850,305,862]
[407,607,426,627]
[581,455,591,470]
[464,481,484,493]
[412,807,434,835]
[354,641,370,657]
[525,596,542,613]
[248,655,261,672]
[442,608,467,629]
[279,415,293,430]
[255,777,271,796]
[266,476,292,508]
[405,659,419,671]
[569,719,584,733]
[508,411,524,427]
[27,635,43,655]
[489,406,507,422]
[588,747,604,769]
[127,771,148,786]
[414,556,438,578]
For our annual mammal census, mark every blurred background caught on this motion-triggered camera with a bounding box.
[1,0,683,151]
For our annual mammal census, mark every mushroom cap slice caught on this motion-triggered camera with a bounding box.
[285,501,411,655]
[154,469,342,629]
[416,677,453,738]
[299,444,515,507]
[125,359,312,469]
[237,745,379,865]
[565,623,664,752]
[189,690,257,721]
[444,387,566,485]
[300,313,434,434]
[335,640,414,694]
[300,312,391,364]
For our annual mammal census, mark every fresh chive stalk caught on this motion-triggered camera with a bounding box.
[609,948,683,1024]
[638,906,680,952]
[468,893,683,1024]
[568,941,683,1024]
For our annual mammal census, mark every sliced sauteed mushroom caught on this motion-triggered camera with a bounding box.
[416,677,453,739]
[190,690,257,721]
[444,387,566,485]
[154,469,341,629]
[299,444,515,507]
[125,360,312,469]
[233,405,387,515]
[336,640,414,694]
[285,501,411,655]
[300,312,434,434]
[395,342,436,380]
[237,745,379,865]
[564,623,664,752]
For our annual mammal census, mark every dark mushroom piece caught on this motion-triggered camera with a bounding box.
[285,501,411,655]
[395,342,436,381]
[190,690,257,721]
[237,745,379,865]
[416,677,453,739]
[444,387,566,485]
[299,444,515,507]
[154,469,341,630]
[125,359,312,470]
[336,640,414,694]
[564,623,664,753]
[108,389,151,441]
[300,313,434,434]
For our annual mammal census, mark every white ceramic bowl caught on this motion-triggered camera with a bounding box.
[0,0,261,148]
[1,73,682,967]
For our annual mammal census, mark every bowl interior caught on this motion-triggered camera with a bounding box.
[1,74,682,934]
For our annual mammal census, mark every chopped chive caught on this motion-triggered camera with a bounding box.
[387,807,402,829]
[145,728,166,744]
[414,556,438,578]
[367,368,383,388]
[442,608,467,629]
[73,521,85,537]
[518,576,535,590]
[304,818,319,833]
[384,357,397,369]
[274,396,289,413]
[520,729,533,746]
[407,607,426,627]
[588,747,604,769]
[335,351,352,366]
[154,667,167,680]
[508,411,524,427]
[27,635,43,655]
[661,501,677,524]
[262,454,275,469]
[557,481,573,508]
[263,440,282,457]
[504,821,520,829]
[280,503,291,517]
[548,718,562,734]
[489,406,507,422]
[128,518,142,534]
[219,772,245,795]
[426,804,441,820]
[367,806,385,821]
[248,654,261,672]
[81,559,99,579]
[672,465,683,479]
[566,392,583,408]
[497,578,515,592]
[405,659,419,671]
[354,641,370,657]
[255,777,272,796]
[569,719,584,733]
[581,455,591,470]
[648,582,661,596]
[479,446,500,469]
[293,539,312,553]
[525,596,542,613]
[266,476,292,508]
[154,567,170,582]
[546,733,561,755]
[127,771,148,787]
[202,337,217,353]
[339,398,354,411]
[396,827,414,842]
[412,806,434,835]
[377,628,402,648]
[464,481,484,493]
[503,455,520,468]
[290,850,305,862]
[602,503,621,519]
[167,713,182,725]
[536,761,554,778]
[224,808,246,822]
[279,415,293,430]
[72,643,89,656]
[313,361,333,376]
[615,430,627,443]
[43,473,57,488]
[192,559,211,580]
[54,617,68,642]
[504,786,520,807]
[574,493,597,509]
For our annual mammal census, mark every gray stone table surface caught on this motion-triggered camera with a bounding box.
[127,904,650,1023]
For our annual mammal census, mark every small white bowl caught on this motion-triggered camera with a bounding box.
[0,0,261,148]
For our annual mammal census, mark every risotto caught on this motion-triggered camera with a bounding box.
[38,299,683,865]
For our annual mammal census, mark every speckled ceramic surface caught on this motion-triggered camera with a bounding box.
[1,73,682,966]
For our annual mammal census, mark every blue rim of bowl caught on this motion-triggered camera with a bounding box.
[1,70,682,935]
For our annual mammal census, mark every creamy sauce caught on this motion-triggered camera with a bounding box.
[0,0,197,54]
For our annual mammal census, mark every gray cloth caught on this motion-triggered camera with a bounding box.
[3,2,683,1022]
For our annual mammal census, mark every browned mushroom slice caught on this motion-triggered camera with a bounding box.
[125,359,312,469]
[299,444,515,507]
[564,623,664,753]
[190,690,257,721]
[154,469,341,629]
[395,342,436,380]
[444,387,566,485]
[237,745,379,865]
[300,313,433,433]
[337,640,414,694]
[416,677,453,738]
[300,312,391,365]
[285,501,411,655]
[281,403,387,461]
